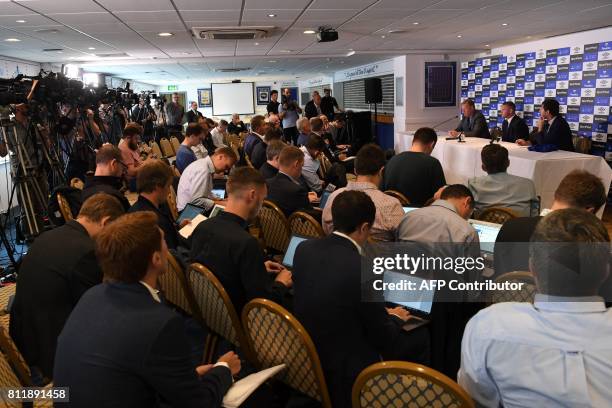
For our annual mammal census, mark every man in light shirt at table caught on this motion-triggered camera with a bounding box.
[176,147,237,211]
[459,208,612,408]
[322,144,403,241]
[468,144,536,216]
[210,119,228,148]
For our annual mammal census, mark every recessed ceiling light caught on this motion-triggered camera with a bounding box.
[502,23,508,26]
[254,42,259,45]
[485,44,490,47]
[57,51,63,53]
[268,13,276,18]
[413,22,419,25]
[88,47,95,50]
[15,20,26,23]
[303,29,316,34]
[381,35,386,39]
[4,38,20,42]
[157,32,174,37]
[347,50,355,56]
[268,60,277,63]
[457,35,462,38]
[182,52,191,55]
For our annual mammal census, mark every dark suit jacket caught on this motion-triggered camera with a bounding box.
[304,100,320,119]
[266,172,312,216]
[129,196,181,250]
[10,221,101,378]
[184,109,203,124]
[250,140,267,169]
[82,175,130,211]
[243,133,263,159]
[293,234,406,407]
[259,162,278,179]
[53,282,232,407]
[227,121,247,135]
[455,111,491,138]
[531,115,574,151]
[502,115,530,143]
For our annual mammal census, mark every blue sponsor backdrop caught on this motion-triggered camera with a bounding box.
[461,41,612,162]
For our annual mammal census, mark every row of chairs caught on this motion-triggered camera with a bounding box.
[160,255,476,407]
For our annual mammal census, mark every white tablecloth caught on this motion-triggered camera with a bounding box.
[396,131,612,216]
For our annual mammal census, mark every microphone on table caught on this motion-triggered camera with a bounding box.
[432,115,459,130]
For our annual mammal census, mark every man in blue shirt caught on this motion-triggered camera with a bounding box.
[278,88,302,145]
[175,123,204,173]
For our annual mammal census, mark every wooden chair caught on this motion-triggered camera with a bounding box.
[476,207,519,224]
[259,200,291,253]
[489,271,537,304]
[244,153,255,169]
[166,186,179,221]
[288,211,324,238]
[0,322,32,387]
[383,190,410,206]
[0,285,15,331]
[170,136,181,154]
[57,193,74,222]
[188,263,254,363]
[160,137,175,157]
[157,252,201,317]
[0,351,53,407]
[318,154,332,179]
[69,177,85,190]
[149,141,163,159]
[242,299,332,408]
[352,361,475,408]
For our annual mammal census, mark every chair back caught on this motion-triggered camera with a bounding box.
[150,141,163,158]
[170,136,181,154]
[57,193,74,222]
[352,361,475,408]
[244,152,255,168]
[259,200,291,253]
[0,285,15,331]
[160,137,175,157]
[288,212,324,238]
[489,271,536,304]
[166,186,179,221]
[187,263,253,361]
[157,252,200,317]
[0,322,31,386]
[318,154,332,179]
[383,190,410,206]
[242,299,332,408]
[69,177,85,190]
[0,352,21,407]
[476,207,518,224]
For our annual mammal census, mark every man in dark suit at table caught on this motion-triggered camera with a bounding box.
[517,98,574,151]
[266,146,318,216]
[500,101,529,143]
[184,101,204,124]
[54,212,240,407]
[293,190,430,408]
[449,99,490,139]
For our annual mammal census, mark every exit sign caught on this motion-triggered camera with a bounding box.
[167,85,178,91]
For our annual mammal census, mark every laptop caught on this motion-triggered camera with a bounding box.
[211,188,226,199]
[209,204,225,218]
[282,235,308,270]
[177,203,206,225]
[468,219,502,254]
[318,190,331,209]
[402,206,418,214]
[383,271,436,331]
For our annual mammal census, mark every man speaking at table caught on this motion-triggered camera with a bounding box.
[516,98,574,152]
[449,99,490,139]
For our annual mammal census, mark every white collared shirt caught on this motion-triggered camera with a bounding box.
[458,295,612,408]
[332,231,362,255]
[506,115,514,126]
[176,156,216,211]
[139,281,161,303]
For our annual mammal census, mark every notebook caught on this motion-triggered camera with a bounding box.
[222,364,286,408]
[179,214,207,239]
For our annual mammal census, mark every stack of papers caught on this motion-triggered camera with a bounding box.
[179,214,207,238]
[222,364,286,408]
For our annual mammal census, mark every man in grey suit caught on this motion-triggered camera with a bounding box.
[449,99,491,139]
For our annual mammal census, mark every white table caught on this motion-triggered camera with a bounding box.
[396,131,612,216]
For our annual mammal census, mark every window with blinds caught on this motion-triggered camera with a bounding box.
[342,74,394,114]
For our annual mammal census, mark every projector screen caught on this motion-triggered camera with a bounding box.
[211,82,255,116]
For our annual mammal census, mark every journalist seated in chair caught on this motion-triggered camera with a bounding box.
[459,208,612,407]
[54,212,240,407]
[175,123,205,174]
[82,144,130,211]
[468,144,536,217]
[294,190,430,408]
[190,167,292,313]
[251,127,283,170]
[259,140,285,180]
[11,193,124,381]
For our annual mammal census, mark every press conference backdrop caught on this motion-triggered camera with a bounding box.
[343,74,394,114]
[461,40,612,162]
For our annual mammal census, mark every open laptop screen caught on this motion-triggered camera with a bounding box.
[403,206,418,213]
[468,219,502,253]
[319,191,331,209]
[211,188,226,199]
[282,235,308,269]
[209,204,225,218]
[383,271,435,315]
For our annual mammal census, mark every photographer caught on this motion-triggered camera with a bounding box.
[164,92,184,136]
[278,88,302,145]
[130,97,156,142]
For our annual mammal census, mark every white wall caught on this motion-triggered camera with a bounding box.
[487,27,612,58]
[0,56,40,79]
